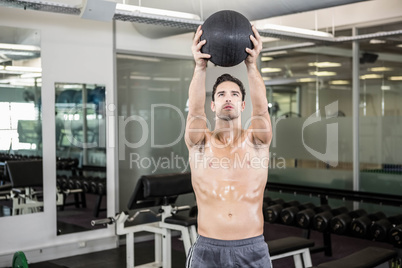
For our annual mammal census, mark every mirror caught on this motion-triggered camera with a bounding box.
[0,25,42,217]
[55,82,107,235]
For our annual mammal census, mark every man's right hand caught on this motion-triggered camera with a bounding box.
[192,25,211,70]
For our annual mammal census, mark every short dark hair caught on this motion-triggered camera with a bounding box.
[212,73,246,101]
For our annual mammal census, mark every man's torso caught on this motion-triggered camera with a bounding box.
[188,130,269,240]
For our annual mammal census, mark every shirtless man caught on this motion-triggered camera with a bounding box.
[185,25,272,268]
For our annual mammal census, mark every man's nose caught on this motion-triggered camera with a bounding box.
[226,99,231,102]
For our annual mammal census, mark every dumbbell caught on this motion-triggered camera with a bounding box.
[330,208,367,235]
[350,211,387,238]
[83,176,94,193]
[313,206,349,232]
[389,224,402,247]
[296,204,332,229]
[280,202,316,225]
[265,200,300,223]
[263,198,284,221]
[96,177,107,195]
[74,176,84,190]
[59,175,69,191]
[90,176,101,194]
[371,214,402,242]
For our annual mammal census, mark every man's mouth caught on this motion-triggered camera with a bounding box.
[224,105,233,109]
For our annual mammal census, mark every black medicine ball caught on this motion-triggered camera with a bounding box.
[200,10,254,67]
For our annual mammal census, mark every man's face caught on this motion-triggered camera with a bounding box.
[211,81,245,121]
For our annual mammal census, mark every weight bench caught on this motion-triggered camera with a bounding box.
[6,160,44,215]
[314,247,397,268]
[92,172,197,268]
[269,236,314,268]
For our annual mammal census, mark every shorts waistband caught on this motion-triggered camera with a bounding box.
[197,235,265,247]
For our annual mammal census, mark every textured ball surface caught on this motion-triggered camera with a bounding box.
[200,10,254,67]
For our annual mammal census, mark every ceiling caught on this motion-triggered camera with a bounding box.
[0,0,401,90]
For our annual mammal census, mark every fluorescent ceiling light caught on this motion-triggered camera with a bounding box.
[369,39,386,44]
[153,77,181,82]
[262,51,287,56]
[117,54,161,62]
[368,67,392,72]
[262,77,271,81]
[261,67,282,73]
[309,71,337,76]
[130,75,151,80]
[263,24,333,38]
[389,76,402,81]
[0,43,40,52]
[20,73,42,78]
[308,62,341,68]
[360,74,383,79]
[397,44,402,48]
[297,78,316,83]
[381,85,391,90]
[329,80,350,85]
[116,4,200,20]
[261,56,273,62]
[6,66,42,72]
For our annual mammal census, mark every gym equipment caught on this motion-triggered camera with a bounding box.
[265,200,300,223]
[296,204,331,229]
[269,237,314,268]
[313,207,349,232]
[263,198,284,221]
[92,173,197,268]
[314,247,397,268]
[200,10,254,67]
[330,208,367,235]
[389,224,402,247]
[350,211,386,238]
[6,160,44,215]
[12,251,28,268]
[371,214,402,242]
[280,202,316,225]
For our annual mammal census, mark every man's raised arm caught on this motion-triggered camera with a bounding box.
[185,26,211,147]
[245,25,272,145]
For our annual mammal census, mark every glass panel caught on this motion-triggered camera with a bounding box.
[117,54,194,215]
[358,21,402,215]
[263,45,354,191]
[55,82,107,235]
[0,25,42,217]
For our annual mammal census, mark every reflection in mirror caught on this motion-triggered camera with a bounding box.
[55,83,107,235]
[0,25,42,217]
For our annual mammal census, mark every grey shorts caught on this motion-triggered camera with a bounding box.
[186,235,272,268]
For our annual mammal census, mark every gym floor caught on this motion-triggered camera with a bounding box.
[42,222,394,268]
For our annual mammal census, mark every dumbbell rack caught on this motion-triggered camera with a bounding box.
[265,181,402,256]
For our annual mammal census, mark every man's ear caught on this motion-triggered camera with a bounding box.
[241,101,246,112]
[211,101,215,112]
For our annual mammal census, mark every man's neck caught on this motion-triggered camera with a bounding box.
[213,117,243,144]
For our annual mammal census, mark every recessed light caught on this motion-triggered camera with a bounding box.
[261,67,282,73]
[308,62,341,68]
[389,76,402,81]
[369,39,386,44]
[368,67,392,72]
[309,71,337,76]
[330,80,350,85]
[297,78,316,82]
[261,56,273,62]
[360,74,383,79]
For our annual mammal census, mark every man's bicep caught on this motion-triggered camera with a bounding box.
[185,114,208,147]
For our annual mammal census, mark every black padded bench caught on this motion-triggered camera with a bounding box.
[110,172,197,268]
[315,247,397,268]
[6,160,43,215]
[269,236,315,268]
